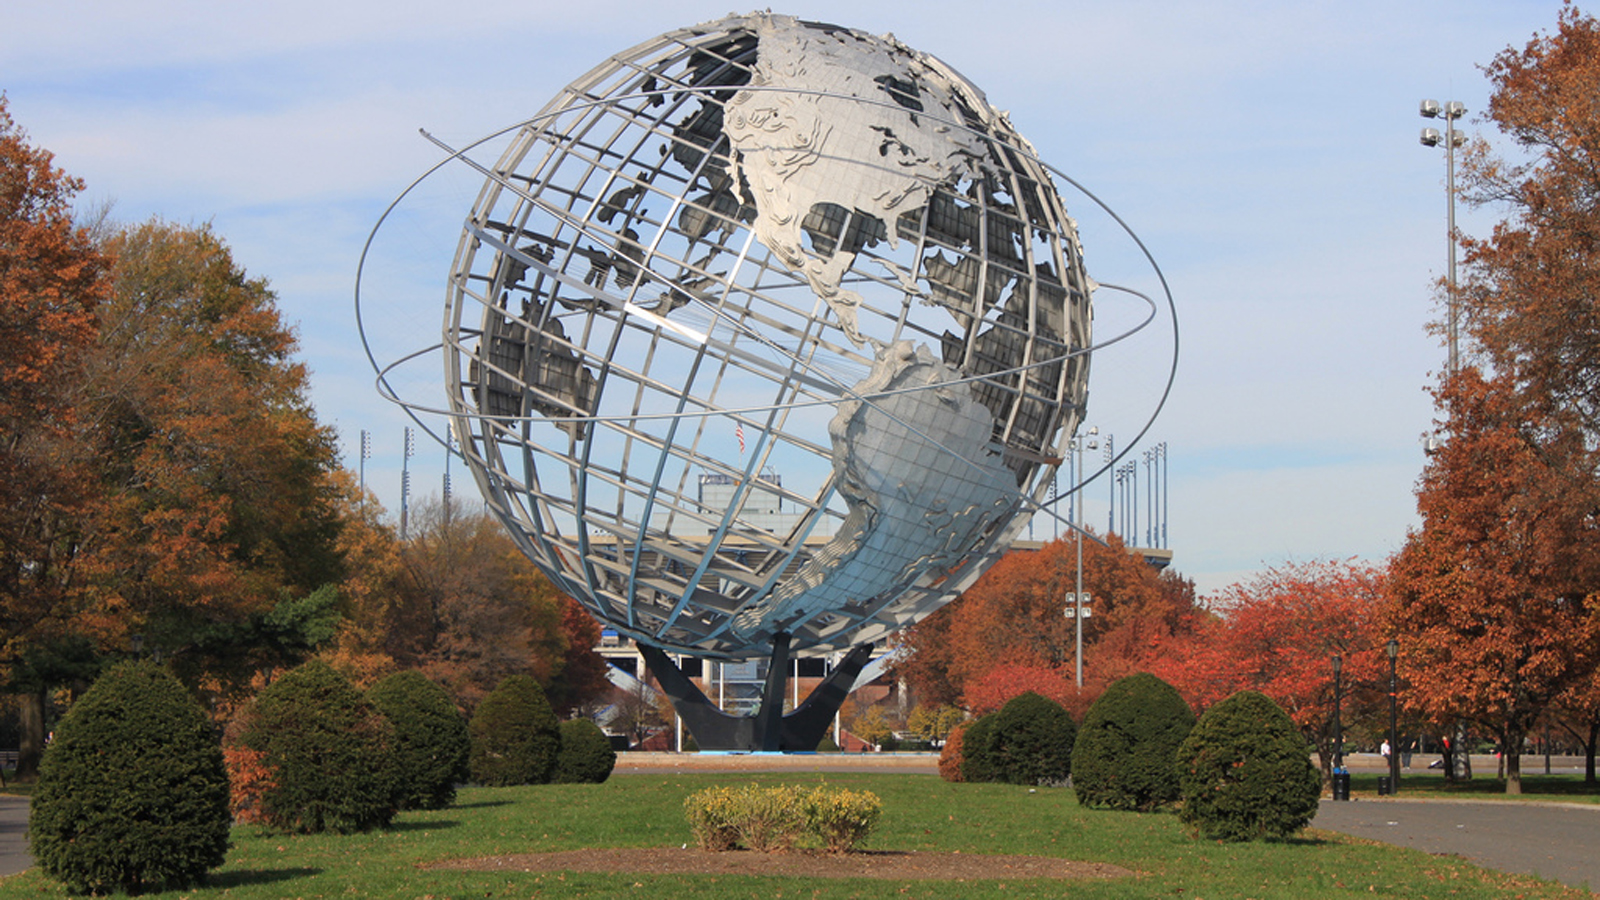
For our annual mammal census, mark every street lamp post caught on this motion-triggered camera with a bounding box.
[1071,427,1098,689]
[1387,638,1400,794]
[1420,99,1466,378]
[1332,654,1344,771]
[1331,653,1349,800]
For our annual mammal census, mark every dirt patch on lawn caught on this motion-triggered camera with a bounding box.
[426,846,1136,882]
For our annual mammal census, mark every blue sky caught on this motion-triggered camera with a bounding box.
[3,1,1568,597]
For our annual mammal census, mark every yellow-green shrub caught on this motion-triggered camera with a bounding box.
[684,786,742,851]
[803,787,883,853]
[683,784,882,853]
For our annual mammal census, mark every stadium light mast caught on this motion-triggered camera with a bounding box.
[1420,99,1466,377]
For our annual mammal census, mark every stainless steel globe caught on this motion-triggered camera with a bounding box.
[442,12,1093,666]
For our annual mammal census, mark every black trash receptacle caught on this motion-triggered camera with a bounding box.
[1377,775,1391,796]
[1332,771,1351,801]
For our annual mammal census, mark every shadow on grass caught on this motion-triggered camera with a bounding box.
[447,799,513,810]
[391,819,459,832]
[208,867,322,888]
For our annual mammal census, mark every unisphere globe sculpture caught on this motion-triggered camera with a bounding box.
[432,12,1094,748]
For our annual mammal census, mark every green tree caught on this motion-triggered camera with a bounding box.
[960,691,1075,786]
[29,661,230,893]
[469,673,561,785]
[236,660,399,833]
[1175,690,1320,841]
[1072,672,1194,811]
[368,670,470,809]
[552,718,617,784]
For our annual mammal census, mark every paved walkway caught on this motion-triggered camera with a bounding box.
[1314,797,1600,893]
[0,797,27,878]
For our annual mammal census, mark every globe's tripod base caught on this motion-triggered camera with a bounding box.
[640,637,876,752]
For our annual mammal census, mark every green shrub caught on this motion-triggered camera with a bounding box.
[684,784,882,853]
[468,674,560,786]
[1073,672,1195,811]
[368,670,470,809]
[238,659,399,833]
[1175,690,1321,841]
[961,691,1075,786]
[28,661,231,894]
[552,718,616,784]
[958,714,998,783]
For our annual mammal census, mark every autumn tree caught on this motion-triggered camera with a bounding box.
[1154,559,1388,787]
[77,220,347,699]
[1389,370,1600,794]
[892,533,1205,716]
[0,97,111,776]
[333,495,608,714]
[1383,7,1600,795]
[1547,666,1600,782]
[1458,7,1600,440]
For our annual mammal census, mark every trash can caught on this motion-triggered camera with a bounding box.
[1377,776,1391,796]
[1332,771,1351,801]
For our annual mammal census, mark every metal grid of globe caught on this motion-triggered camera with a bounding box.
[360,12,1175,750]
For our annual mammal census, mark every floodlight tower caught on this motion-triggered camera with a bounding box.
[1420,99,1466,377]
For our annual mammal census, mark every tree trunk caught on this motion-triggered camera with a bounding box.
[15,690,46,779]
[1503,724,1523,794]
[1587,720,1598,783]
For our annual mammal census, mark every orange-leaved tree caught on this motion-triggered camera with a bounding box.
[76,220,346,701]
[0,97,112,776]
[1388,370,1600,794]
[1154,558,1388,785]
[892,533,1205,717]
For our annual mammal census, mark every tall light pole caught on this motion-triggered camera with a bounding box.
[1387,638,1401,794]
[1072,427,1098,689]
[1103,435,1115,534]
[1420,99,1466,378]
[401,426,415,540]
[358,429,370,517]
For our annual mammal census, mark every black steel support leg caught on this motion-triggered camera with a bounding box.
[637,638,876,752]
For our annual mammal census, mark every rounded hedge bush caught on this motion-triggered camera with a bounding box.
[368,670,470,809]
[1072,672,1195,811]
[1175,690,1321,841]
[957,713,998,783]
[238,659,400,833]
[29,661,231,894]
[469,674,561,785]
[552,718,617,784]
[961,691,1075,786]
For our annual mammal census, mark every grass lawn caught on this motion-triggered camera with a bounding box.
[1,772,1594,899]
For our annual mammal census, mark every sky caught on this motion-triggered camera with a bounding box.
[2,0,1571,599]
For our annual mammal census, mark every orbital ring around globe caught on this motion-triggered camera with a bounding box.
[355,98,1175,515]
[356,12,1178,661]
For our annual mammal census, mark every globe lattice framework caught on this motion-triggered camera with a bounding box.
[437,12,1093,748]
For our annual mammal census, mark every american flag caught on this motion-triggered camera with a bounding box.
[737,422,745,453]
